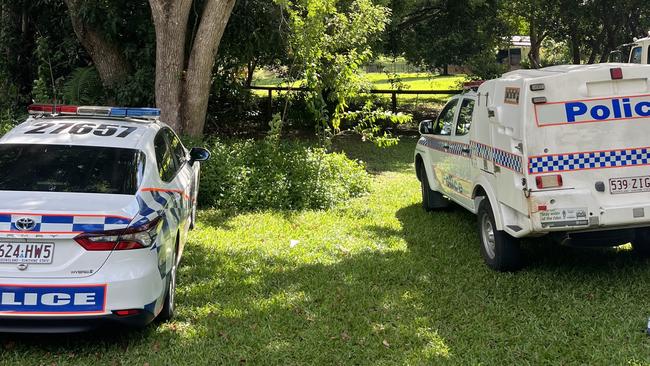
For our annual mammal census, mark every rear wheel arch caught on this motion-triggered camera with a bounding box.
[471,182,504,230]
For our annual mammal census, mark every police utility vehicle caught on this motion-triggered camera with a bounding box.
[0,104,210,332]
[415,64,650,271]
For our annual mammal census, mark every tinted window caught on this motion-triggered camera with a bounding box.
[433,99,458,135]
[631,46,643,63]
[154,130,177,182]
[164,129,187,168]
[0,144,144,194]
[455,99,475,136]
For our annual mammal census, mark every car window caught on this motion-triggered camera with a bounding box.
[455,99,475,136]
[154,130,178,182]
[631,46,643,63]
[433,99,458,136]
[0,144,144,194]
[164,128,187,168]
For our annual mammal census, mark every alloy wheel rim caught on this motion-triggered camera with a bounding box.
[481,213,496,259]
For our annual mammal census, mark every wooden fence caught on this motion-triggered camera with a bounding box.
[247,86,463,115]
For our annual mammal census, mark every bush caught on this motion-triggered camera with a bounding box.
[196,138,371,211]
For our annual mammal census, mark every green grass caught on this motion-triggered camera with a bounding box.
[3,136,650,364]
[251,70,465,105]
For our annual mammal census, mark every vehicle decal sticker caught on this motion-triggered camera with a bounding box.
[528,146,650,174]
[418,137,524,174]
[0,213,130,234]
[0,284,107,314]
[418,136,471,158]
[534,93,650,127]
[504,87,520,105]
[470,141,523,173]
[134,188,187,279]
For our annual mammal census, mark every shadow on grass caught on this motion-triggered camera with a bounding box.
[332,134,418,174]
[3,204,650,364]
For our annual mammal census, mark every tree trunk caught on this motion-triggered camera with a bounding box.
[569,26,581,64]
[182,0,236,137]
[528,23,543,69]
[245,59,257,87]
[587,28,606,64]
[149,0,192,133]
[64,0,131,90]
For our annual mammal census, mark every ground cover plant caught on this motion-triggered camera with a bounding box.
[2,136,650,365]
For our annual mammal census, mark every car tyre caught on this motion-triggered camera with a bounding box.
[419,163,450,211]
[477,198,523,272]
[632,228,650,257]
[158,247,177,321]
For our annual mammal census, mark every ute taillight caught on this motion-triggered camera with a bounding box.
[536,174,563,189]
[610,67,623,80]
[74,217,162,251]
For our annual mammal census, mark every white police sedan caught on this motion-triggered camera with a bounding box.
[0,104,210,332]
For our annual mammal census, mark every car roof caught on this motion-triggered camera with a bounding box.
[0,116,163,150]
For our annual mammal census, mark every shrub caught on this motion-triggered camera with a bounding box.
[196,138,371,211]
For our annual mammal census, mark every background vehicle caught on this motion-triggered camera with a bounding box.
[0,104,210,332]
[415,64,650,271]
[610,34,650,64]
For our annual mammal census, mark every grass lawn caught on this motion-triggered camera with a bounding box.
[251,70,465,105]
[3,136,650,364]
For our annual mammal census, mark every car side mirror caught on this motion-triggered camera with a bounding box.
[419,120,434,135]
[189,147,211,166]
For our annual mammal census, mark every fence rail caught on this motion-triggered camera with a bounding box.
[247,86,463,114]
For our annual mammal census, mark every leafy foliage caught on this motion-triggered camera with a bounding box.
[62,66,104,105]
[196,138,371,211]
[387,0,508,73]
[277,0,391,146]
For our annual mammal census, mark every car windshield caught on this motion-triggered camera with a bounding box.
[0,144,145,194]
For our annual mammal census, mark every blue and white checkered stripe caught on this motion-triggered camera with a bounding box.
[419,137,470,158]
[471,141,492,160]
[529,147,650,174]
[0,214,130,233]
[493,148,523,173]
[470,141,523,174]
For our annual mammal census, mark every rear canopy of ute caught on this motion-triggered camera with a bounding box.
[517,64,650,223]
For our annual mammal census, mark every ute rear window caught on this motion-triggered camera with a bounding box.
[0,144,145,194]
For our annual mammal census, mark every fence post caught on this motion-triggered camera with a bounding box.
[268,89,273,118]
[391,92,397,114]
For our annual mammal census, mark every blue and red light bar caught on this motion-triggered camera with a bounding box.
[28,104,161,118]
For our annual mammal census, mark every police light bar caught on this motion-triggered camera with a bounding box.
[463,81,485,91]
[28,104,161,118]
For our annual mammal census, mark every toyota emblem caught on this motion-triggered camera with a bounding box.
[15,217,36,231]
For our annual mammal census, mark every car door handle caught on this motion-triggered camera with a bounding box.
[442,144,450,149]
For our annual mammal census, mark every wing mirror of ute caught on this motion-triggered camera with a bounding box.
[189,147,211,165]
[419,120,434,135]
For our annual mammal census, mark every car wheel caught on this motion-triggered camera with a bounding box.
[632,228,650,257]
[158,247,177,321]
[477,198,523,272]
[419,163,449,211]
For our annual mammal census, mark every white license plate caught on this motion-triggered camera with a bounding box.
[609,176,650,194]
[0,243,54,264]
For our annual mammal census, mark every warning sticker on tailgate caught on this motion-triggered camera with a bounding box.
[540,208,589,228]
